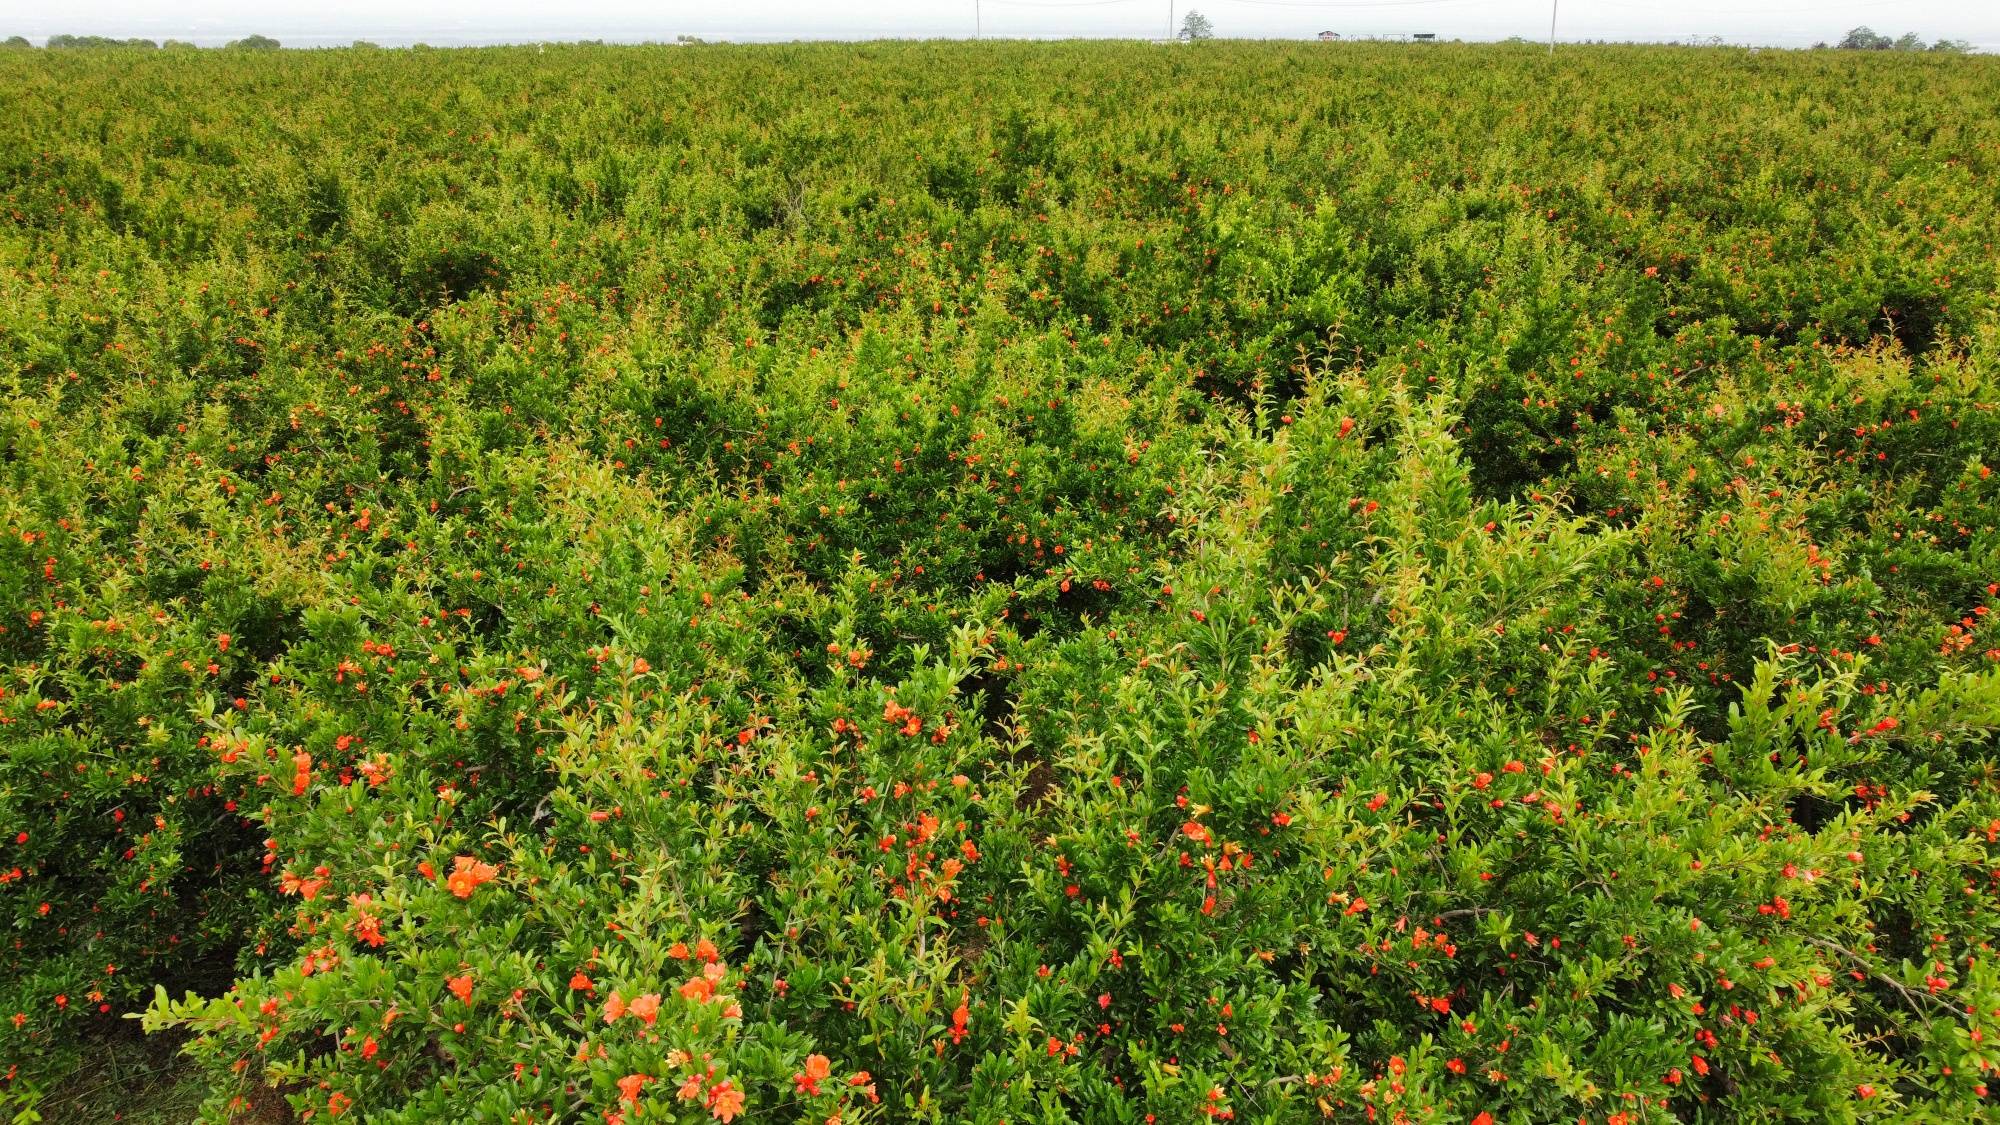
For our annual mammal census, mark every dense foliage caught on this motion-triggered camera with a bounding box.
[2,40,1998,1124]
[1832,29,1973,54]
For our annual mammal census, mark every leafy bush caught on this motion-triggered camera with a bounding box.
[0,39,1995,1123]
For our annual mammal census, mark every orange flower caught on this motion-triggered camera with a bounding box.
[627,992,661,1026]
[444,855,499,899]
[349,896,385,948]
[950,995,971,1043]
[847,1071,878,1103]
[709,1080,745,1122]
[794,1052,833,1096]
[445,974,474,1004]
[602,991,626,1022]
[569,971,595,992]
[679,977,715,1004]
[616,1073,650,1104]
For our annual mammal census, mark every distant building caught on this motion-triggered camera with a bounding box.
[1413,32,1437,41]
[1318,31,1339,41]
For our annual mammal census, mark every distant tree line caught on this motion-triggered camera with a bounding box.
[1820,27,1973,52]
[4,30,1977,54]
[44,35,160,49]
[19,34,281,49]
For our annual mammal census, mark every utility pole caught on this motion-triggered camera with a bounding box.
[976,0,981,40]
[1169,2,1175,41]
[1548,0,1557,55]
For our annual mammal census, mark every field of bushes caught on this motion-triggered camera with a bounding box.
[2,39,1998,1123]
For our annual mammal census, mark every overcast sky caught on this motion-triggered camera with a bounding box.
[9,0,1997,51]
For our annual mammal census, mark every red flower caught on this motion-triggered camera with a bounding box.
[949,994,971,1044]
[445,974,473,1004]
